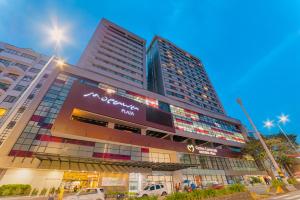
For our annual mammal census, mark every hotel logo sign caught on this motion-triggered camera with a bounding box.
[187,144,218,156]
[187,144,195,153]
[83,92,140,116]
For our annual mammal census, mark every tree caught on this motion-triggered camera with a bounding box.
[242,133,298,176]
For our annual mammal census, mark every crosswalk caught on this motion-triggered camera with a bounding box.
[268,191,300,200]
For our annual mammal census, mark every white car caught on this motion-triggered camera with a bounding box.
[63,188,105,200]
[137,184,167,197]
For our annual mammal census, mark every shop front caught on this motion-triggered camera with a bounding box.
[34,152,197,194]
[62,171,129,193]
[61,170,175,194]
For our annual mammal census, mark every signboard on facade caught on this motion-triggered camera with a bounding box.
[53,81,175,133]
[187,144,218,155]
[83,92,140,116]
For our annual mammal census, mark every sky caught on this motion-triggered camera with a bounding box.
[0,0,299,141]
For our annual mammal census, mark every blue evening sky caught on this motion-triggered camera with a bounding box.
[1,0,299,141]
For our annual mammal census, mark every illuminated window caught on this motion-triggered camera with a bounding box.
[0,108,7,117]
[177,69,183,75]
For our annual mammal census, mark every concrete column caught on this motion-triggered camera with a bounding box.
[107,122,114,129]
[141,129,146,135]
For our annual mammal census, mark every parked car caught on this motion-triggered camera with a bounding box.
[203,181,224,190]
[211,183,224,189]
[137,184,167,197]
[63,188,105,200]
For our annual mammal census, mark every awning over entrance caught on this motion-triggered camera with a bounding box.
[34,153,197,172]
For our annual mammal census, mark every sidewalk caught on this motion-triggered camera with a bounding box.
[0,197,47,200]
[247,184,270,195]
[266,189,300,200]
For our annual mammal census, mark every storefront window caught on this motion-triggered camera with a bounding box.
[179,153,259,171]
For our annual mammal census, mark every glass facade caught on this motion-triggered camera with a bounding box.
[179,153,259,185]
[98,81,245,144]
[147,37,224,114]
[9,72,247,164]
[10,74,172,164]
[170,105,245,143]
[179,153,258,171]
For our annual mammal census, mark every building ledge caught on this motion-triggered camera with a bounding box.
[33,153,198,172]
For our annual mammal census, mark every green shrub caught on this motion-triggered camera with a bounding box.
[250,176,262,184]
[228,183,246,193]
[203,188,218,198]
[287,177,298,185]
[187,190,204,200]
[128,196,158,200]
[271,179,285,188]
[165,192,187,200]
[40,188,47,196]
[31,188,39,196]
[164,183,246,200]
[49,187,56,194]
[216,188,231,196]
[0,184,31,196]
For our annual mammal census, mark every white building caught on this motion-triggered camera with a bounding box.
[0,42,50,144]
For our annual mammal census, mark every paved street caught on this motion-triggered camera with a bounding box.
[267,190,300,200]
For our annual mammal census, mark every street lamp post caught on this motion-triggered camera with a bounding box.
[277,123,297,151]
[237,98,282,178]
[264,114,298,151]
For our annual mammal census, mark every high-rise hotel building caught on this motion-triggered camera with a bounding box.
[147,36,224,114]
[0,19,266,195]
[78,18,147,89]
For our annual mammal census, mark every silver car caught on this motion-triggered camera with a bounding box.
[63,188,105,200]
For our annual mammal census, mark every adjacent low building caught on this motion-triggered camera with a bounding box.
[0,42,50,145]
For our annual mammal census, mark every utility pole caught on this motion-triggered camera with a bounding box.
[237,98,282,178]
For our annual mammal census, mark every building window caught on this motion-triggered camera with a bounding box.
[3,95,17,103]
[15,63,29,71]
[0,82,11,91]
[4,73,19,81]
[6,121,16,129]
[38,60,47,65]
[21,53,37,61]
[22,76,33,82]
[28,68,40,73]
[0,108,7,116]
[13,85,25,92]
[0,58,11,66]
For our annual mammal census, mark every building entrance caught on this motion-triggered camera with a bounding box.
[62,171,129,193]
